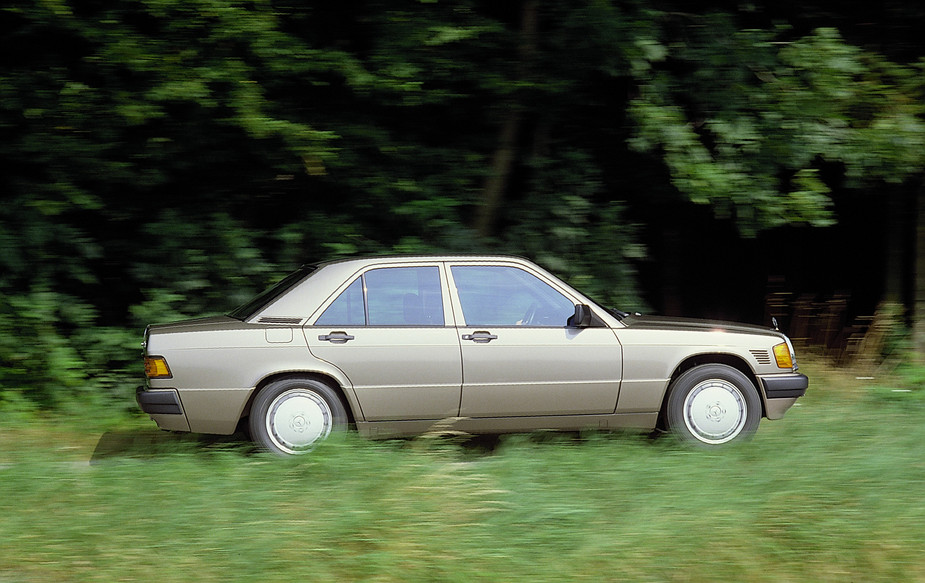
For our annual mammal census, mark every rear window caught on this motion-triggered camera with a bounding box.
[228,265,317,321]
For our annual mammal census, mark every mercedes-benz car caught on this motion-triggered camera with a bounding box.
[138,255,807,455]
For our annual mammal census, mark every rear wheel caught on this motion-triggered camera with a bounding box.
[249,378,347,455]
[665,364,761,446]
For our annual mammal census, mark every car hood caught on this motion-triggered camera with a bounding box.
[620,314,781,337]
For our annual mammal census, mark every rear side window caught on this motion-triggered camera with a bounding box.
[315,266,444,326]
[315,279,364,326]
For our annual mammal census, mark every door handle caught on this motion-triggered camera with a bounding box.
[318,331,355,344]
[462,331,498,343]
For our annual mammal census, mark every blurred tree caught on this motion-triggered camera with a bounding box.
[628,22,923,232]
[0,0,647,407]
[1,0,924,409]
[626,14,924,324]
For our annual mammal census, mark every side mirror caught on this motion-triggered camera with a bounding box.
[567,304,593,328]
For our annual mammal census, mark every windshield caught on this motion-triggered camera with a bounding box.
[227,265,317,321]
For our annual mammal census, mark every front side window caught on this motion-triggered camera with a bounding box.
[451,265,575,327]
[315,266,444,326]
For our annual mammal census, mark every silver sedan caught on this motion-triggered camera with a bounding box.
[138,255,808,455]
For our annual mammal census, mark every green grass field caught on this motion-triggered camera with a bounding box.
[2,361,924,582]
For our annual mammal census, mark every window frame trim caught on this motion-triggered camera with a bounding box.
[309,262,453,328]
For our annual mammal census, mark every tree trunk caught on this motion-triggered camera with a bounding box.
[659,226,684,316]
[475,0,537,238]
[883,191,906,303]
[914,178,925,359]
[476,112,522,237]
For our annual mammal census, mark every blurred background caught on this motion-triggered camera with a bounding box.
[1,0,923,411]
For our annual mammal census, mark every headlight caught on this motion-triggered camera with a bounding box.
[772,340,796,370]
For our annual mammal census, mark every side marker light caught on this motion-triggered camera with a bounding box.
[144,356,172,379]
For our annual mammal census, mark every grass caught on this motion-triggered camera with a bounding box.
[1,360,924,582]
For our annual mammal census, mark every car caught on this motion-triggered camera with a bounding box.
[138,255,808,455]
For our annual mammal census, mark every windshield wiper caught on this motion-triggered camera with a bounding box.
[607,307,629,320]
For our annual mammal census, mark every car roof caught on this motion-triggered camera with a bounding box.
[315,254,532,269]
[252,254,571,323]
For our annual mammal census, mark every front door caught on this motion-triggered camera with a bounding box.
[449,263,623,417]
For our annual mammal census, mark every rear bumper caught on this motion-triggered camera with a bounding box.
[136,387,191,432]
[136,387,183,415]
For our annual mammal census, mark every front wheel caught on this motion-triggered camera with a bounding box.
[249,378,347,455]
[665,364,761,446]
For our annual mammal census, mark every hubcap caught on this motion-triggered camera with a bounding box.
[682,379,747,444]
[266,389,332,454]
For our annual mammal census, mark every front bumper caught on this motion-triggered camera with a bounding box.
[756,372,808,420]
[760,373,809,399]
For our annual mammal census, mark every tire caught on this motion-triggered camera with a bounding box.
[249,378,348,455]
[665,364,761,446]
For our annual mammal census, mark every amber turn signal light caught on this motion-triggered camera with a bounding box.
[144,356,172,379]
[773,343,793,369]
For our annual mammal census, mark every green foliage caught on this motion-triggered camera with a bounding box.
[868,369,925,404]
[0,289,137,410]
[628,20,925,235]
[501,150,645,309]
[1,1,923,408]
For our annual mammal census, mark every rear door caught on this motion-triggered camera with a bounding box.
[305,263,462,421]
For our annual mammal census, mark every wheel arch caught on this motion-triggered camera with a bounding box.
[658,353,764,428]
[241,371,358,426]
